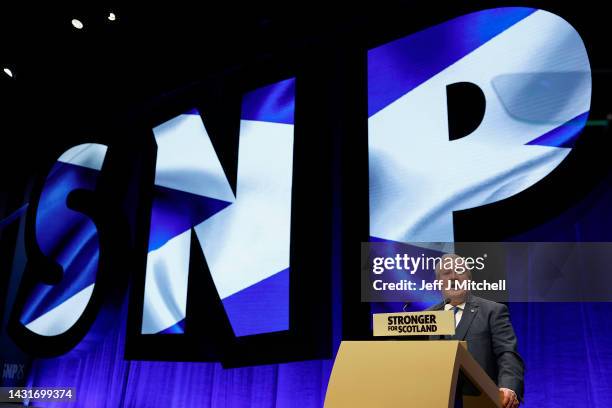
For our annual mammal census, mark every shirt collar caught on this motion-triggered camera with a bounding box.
[444,302,466,311]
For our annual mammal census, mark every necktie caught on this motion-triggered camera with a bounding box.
[452,306,460,327]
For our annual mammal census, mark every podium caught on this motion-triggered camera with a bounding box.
[324,341,502,408]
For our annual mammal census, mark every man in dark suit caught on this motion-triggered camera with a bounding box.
[427,254,524,408]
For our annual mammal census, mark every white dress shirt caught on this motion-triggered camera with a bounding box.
[445,302,466,327]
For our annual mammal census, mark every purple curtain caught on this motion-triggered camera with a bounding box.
[507,173,612,407]
[27,298,334,408]
[511,302,612,407]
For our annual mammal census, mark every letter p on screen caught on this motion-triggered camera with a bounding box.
[368,7,591,243]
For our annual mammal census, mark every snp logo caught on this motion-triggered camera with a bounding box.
[8,7,591,360]
[2,363,25,381]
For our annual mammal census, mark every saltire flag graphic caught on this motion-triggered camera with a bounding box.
[20,78,295,339]
[368,8,591,244]
[20,144,108,336]
[142,78,295,336]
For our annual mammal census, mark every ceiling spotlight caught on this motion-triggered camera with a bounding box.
[71,19,84,29]
[108,12,116,21]
[3,68,13,78]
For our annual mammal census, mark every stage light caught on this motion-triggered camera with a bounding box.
[72,19,84,29]
[108,12,116,21]
[3,68,13,78]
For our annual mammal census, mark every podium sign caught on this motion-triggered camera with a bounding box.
[373,310,455,337]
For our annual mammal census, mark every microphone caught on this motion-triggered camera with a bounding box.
[442,297,451,308]
[402,297,450,312]
[442,298,454,340]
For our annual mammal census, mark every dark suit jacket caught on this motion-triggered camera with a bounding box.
[427,295,525,401]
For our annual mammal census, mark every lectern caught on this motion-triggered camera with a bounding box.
[324,340,502,408]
